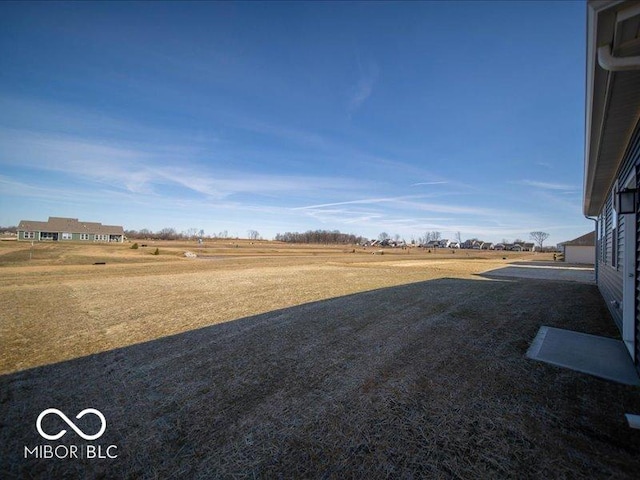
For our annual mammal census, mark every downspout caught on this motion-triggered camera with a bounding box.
[597,45,640,71]
[585,215,599,283]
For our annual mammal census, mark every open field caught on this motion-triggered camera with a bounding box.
[1,241,639,478]
[0,240,541,374]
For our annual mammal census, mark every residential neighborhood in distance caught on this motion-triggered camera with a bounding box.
[363,238,541,251]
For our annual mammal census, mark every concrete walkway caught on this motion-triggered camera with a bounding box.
[482,262,594,284]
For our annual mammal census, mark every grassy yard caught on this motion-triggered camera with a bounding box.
[1,241,638,478]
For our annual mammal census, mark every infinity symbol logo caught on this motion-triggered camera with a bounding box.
[36,408,107,441]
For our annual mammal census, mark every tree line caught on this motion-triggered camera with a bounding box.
[275,230,367,245]
[124,228,258,241]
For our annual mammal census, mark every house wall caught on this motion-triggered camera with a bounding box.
[17,230,124,242]
[18,231,36,241]
[632,126,640,371]
[564,246,595,264]
[597,139,636,333]
[614,119,640,371]
[596,120,640,369]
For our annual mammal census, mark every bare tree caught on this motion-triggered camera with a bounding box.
[530,231,550,249]
[247,230,260,240]
[158,227,178,240]
[184,228,198,240]
[378,232,390,241]
[455,231,462,244]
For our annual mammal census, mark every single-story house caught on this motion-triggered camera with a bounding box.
[17,217,124,243]
[559,231,596,264]
[527,0,640,390]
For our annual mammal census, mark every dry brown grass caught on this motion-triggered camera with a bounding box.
[2,241,638,479]
[0,240,537,374]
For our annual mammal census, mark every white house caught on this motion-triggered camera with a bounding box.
[559,232,596,265]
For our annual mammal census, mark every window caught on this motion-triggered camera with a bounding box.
[24,231,35,239]
[62,232,72,240]
[80,233,90,240]
[612,194,617,268]
[597,218,602,261]
[41,232,55,240]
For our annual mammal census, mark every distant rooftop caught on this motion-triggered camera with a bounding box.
[18,217,124,235]
[560,231,595,247]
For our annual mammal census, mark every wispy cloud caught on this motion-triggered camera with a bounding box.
[535,162,552,169]
[516,180,578,191]
[347,59,379,114]
[411,181,449,187]
[293,195,424,211]
[0,128,369,202]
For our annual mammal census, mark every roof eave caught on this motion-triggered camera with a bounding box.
[584,1,640,217]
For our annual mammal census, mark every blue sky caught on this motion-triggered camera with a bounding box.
[0,1,592,244]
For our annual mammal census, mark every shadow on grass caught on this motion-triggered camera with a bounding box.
[1,277,638,479]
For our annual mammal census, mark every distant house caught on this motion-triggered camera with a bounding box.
[481,242,494,250]
[462,239,482,249]
[17,217,124,243]
[559,232,595,265]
